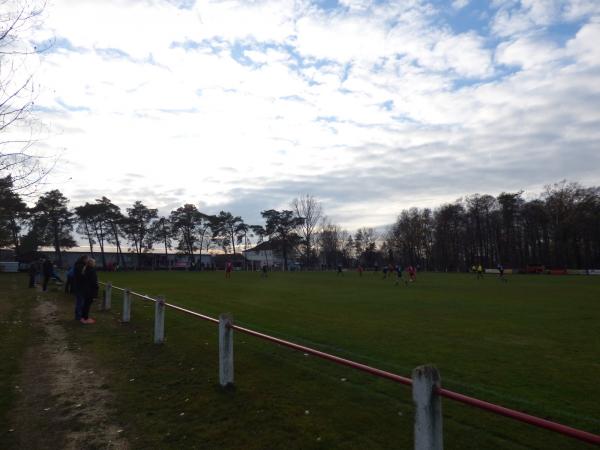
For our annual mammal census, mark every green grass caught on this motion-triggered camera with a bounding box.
[5,271,599,449]
[0,275,38,449]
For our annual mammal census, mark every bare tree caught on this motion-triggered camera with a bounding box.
[1,1,52,193]
[318,220,345,268]
[292,194,323,268]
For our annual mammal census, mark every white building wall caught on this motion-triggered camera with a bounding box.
[245,249,291,267]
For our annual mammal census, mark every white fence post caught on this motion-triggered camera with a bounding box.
[412,365,443,450]
[103,282,112,310]
[219,313,234,387]
[122,288,131,323]
[154,296,165,344]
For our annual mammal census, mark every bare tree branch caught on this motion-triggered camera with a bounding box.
[1,0,52,193]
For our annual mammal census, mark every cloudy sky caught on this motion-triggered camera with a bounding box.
[20,0,600,228]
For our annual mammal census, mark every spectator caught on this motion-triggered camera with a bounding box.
[42,258,53,291]
[73,255,89,321]
[65,265,74,293]
[80,258,99,324]
[28,261,37,288]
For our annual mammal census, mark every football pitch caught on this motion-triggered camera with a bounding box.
[84,270,600,449]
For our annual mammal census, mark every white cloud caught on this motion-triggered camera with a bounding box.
[422,31,493,77]
[452,0,470,10]
[338,0,374,11]
[491,0,600,37]
[8,0,598,229]
[491,0,561,36]
[566,20,600,66]
[495,37,563,70]
[563,0,600,21]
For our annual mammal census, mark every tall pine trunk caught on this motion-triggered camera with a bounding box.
[53,223,62,267]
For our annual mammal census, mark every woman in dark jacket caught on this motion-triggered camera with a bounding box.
[28,261,38,288]
[73,255,89,320]
[80,258,99,324]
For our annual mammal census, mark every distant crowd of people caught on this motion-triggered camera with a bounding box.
[28,257,63,291]
[28,255,99,324]
[380,263,417,285]
[471,263,508,282]
[332,262,418,285]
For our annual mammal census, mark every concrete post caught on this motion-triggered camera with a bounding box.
[219,314,234,387]
[154,296,165,344]
[122,289,131,323]
[412,365,443,450]
[103,282,112,311]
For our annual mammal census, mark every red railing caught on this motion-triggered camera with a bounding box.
[436,389,599,445]
[102,283,600,446]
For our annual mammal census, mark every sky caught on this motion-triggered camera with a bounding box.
[12,0,600,229]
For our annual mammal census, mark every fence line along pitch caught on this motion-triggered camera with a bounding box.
[436,388,600,445]
[97,282,600,446]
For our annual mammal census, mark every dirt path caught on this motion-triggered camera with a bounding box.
[11,294,129,450]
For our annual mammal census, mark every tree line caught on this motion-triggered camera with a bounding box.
[1,177,599,270]
[0,177,320,270]
[382,181,600,271]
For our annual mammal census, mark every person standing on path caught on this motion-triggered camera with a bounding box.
[65,265,74,293]
[73,255,89,321]
[42,258,53,291]
[28,261,37,288]
[80,258,99,324]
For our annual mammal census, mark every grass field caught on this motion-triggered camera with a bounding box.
[2,271,599,449]
[0,276,38,450]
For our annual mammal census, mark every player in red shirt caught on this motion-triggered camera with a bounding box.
[408,265,417,282]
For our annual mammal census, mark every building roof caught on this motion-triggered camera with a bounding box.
[36,246,213,256]
[212,253,246,263]
[243,241,278,253]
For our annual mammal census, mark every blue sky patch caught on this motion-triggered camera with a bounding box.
[34,36,85,54]
[96,47,131,60]
[439,0,493,34]
[380,100,394,111]
[56,99,91,113]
